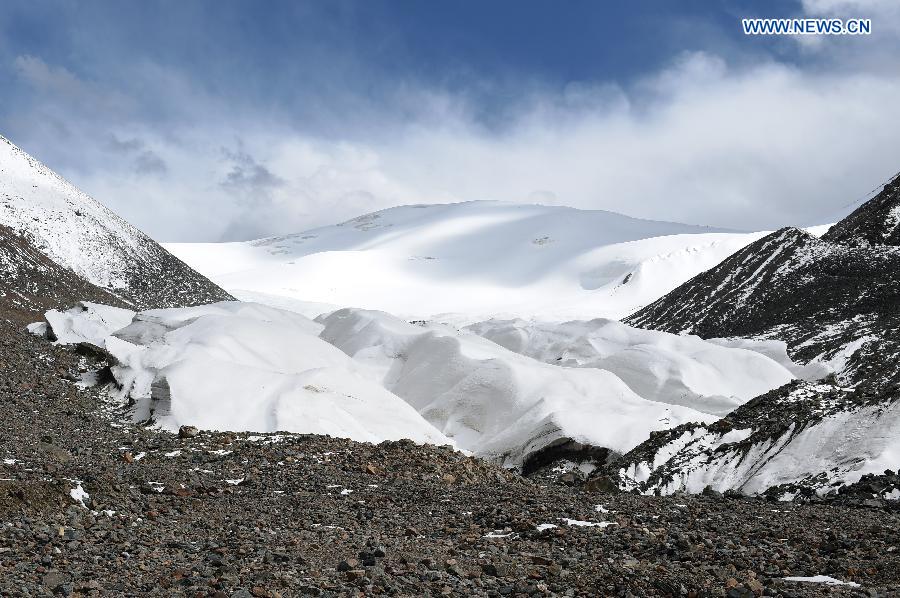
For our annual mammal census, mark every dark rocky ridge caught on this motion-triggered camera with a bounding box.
[625,172,900,396]
[111,242,235,310]
[609,177,900,499]
[624,227,900,390]
[823,174,900,247]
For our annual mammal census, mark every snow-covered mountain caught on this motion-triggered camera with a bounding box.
[0,135,231,309]
[4,132,796,474]
[613,176,900,497]
[13,128,893,500]
[166,201,768,323]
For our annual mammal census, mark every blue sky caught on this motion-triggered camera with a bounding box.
[1,1,899,240]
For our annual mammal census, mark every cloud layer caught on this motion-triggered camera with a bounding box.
[2,3,899,241]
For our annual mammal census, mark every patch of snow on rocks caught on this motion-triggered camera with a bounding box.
[783,575,860,587]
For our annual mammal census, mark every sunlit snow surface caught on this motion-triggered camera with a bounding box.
[165,201,775,324]
[41,301,798,467]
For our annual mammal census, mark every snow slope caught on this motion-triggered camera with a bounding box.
[0,135,231,308]
[166,201,765,323]
[39,301,799,468]
[618,382,900,496]
[464,318,795,416]
[54,302,453,446]
[315,308,791,466]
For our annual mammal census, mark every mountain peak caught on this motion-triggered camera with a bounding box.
[823,173,900,247]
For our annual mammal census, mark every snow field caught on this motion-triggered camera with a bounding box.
[39,301,797,469]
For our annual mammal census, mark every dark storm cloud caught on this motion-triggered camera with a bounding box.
[220,147,284,196]
[105,134,145,154]
[134,150,167,175]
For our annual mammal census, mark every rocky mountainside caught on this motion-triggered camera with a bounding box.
[0,135,232,309]
[614,176,900,497]
[0,224,126,323]
[626,226,900,388]
[822,175,900,247]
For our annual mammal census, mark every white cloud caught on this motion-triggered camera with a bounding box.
[802,0,899,18]
[796,0,900,53]
[9,41,900,242]
[13,55,134,117]
[13,55,85,96]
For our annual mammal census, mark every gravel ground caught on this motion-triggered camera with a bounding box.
[1,316,898,598]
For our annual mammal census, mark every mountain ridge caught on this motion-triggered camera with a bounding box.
[822,173,900,247]
[612,176,900,497]
[0,134,232,309]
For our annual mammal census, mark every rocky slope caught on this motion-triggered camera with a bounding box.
[822,175,900,247]
[624,226,900,386]
[3,315,900,597]
[0,134,232,309]
[0,224,127,323]
[615,177,900,497]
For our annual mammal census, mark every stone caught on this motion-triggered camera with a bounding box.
[337,558,359,571]
[178,425,199,439]
[481,563,501,577]
[583,475,621,494]
[41,572,70,589]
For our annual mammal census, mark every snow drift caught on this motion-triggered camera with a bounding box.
[43,301,452,446]
[37,300,799,468]
[464,318,796,416]
[42,302,135,345]
[316,308,795,465]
